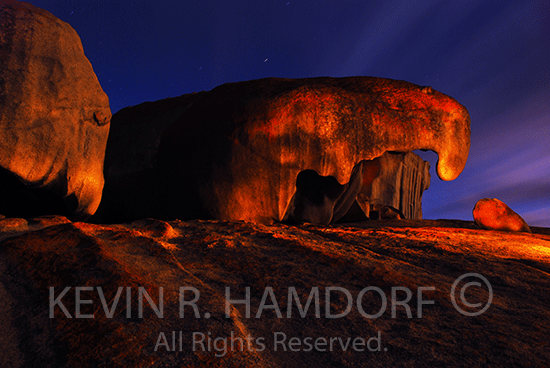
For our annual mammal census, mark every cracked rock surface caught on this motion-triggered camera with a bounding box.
[1,218,549,367]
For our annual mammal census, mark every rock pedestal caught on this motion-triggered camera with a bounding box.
[361,152,431,220]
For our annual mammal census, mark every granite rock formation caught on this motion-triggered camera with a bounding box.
[361,152,431,220]
[473,198,531,233]
[0,1,111,219]
[1,217,549,367]
[155,77,470,224]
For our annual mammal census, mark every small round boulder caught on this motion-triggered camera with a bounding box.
[473,198,531,233]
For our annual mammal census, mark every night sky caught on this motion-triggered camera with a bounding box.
[23,0,550,226]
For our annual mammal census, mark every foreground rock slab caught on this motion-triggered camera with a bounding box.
[1,218,549,367]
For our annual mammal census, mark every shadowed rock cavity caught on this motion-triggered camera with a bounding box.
[0,167,75,218]
[0,1,111,220]
[283,161,364,225]
[283,151,430,225]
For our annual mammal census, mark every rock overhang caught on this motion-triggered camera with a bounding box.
[157,76,471,224]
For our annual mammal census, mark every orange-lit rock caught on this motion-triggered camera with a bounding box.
[156,77,470,224]
[0,2,110,219]
[359,151,431,220]
[1,218,549,367]
[473,198,531,233]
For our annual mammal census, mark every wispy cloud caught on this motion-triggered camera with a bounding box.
[423,92,550,225]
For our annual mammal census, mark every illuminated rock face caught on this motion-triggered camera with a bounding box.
[0,1,111,219]
[157,77,470,224]
[473,198,531,233]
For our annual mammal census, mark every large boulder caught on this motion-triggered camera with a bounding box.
[473,198,531,233]
[0,1,111,219]
[156,77,470,224]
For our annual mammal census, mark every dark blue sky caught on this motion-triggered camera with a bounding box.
[25,0,550,226]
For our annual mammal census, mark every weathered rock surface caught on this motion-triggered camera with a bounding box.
[360,152,431,220]
[473,198,531,233]
[0,1,111,219]
[1,218,549,367]
[156,77,470,224]
[104,92,205,178]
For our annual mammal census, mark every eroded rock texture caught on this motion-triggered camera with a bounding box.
[0,1,111,219]
[156,77,470,224]
[361,152,431,220]
[1,218,549,367]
